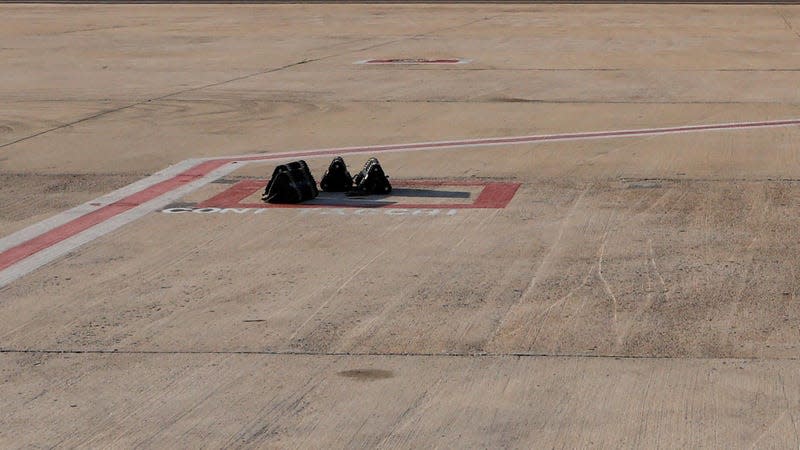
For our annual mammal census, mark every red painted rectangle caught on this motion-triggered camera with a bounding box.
[196,179,520,210]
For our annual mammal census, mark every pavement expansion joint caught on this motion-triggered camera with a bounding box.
[1,348,797,362]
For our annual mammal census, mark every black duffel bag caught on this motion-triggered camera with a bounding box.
[320,156,353,192]
[348,157,392,196]
[262,160,319,204]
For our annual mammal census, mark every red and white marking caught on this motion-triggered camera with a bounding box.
[195,179,520,210]
[355,58,470,65]
[1,117,799,287]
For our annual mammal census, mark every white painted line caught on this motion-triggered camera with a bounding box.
[1,117,798,288]
[220,118,800,161]
[0,162,240,288]
[0,158,204,254]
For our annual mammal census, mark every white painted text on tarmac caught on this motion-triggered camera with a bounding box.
[161,207,459,216]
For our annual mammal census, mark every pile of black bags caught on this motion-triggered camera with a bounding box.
[262,156,391,204]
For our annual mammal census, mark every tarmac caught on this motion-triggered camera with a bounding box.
[2,2,800,447]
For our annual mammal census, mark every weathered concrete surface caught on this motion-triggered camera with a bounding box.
[3,353,800,448]
[2,3,800,448]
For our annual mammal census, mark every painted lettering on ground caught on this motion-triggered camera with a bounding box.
[161,207,459,217]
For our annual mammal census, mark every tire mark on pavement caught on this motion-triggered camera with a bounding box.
[484,186,590,349]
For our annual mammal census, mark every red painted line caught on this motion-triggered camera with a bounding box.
[196,179,497,208]
[473,183,522,208]
[0,159,231,272]
[197,179,264,208]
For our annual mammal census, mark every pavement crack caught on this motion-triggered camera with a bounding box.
[776,8,800,40]
[0,14,497,154]
[0,59,315,153]
[3,348,800,362]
